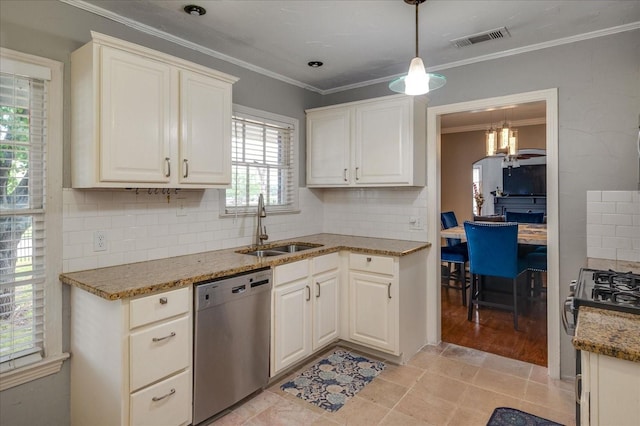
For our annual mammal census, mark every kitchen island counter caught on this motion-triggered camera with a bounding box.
[573,306,640,363]
[59,233,430,300]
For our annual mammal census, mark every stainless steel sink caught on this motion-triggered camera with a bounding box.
[241,249,285,257]
[236,243,323,257]
[270,244,321,253]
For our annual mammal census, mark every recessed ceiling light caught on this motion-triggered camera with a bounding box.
[184,5,206,16]
[308,61,323,68]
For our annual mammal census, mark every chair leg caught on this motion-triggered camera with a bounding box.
[512,278,519,331]
[467,273,475,321]
[461,265,467,307]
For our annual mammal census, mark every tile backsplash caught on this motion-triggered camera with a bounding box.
[586,190,640,262]
[62,186,428,273]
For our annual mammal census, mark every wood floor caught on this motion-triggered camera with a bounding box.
[441,272,548,366]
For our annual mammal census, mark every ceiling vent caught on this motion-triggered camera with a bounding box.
[451,27,511,48]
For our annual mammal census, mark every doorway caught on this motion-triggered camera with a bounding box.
[425,89,560,378]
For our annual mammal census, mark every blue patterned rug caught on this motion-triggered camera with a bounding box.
[487,407,564,426]
[280,349,385,412]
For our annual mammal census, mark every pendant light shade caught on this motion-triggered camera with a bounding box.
[389,0,446,96]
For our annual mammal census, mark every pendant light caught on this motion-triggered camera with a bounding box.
[389,0,446,96]
[485,111,497,156]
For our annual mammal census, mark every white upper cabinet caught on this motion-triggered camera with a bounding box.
[178,70,232,185]
[306,108,351,185]
[71,32,237,188]
[306,95,426,187]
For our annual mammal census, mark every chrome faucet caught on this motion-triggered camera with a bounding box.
[255,193,268,247]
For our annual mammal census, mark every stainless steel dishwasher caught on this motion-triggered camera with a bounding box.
[192,267,272,425]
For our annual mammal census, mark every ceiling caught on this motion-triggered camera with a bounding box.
[66,0,640,95]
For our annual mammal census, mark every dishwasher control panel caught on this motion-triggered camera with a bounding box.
[195,267,272,310]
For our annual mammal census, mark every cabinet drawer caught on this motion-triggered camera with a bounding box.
[130,369,191,426]
[130,287,189,329]
[313,252,340,274]
[130,316,189,391]
[349,253,394,276]
[274,259,310,286]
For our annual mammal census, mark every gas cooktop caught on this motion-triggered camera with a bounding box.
[574,268,640,315]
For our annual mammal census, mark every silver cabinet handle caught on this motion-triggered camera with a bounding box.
[306,285,311,301]
[183,159,189,178]
[387,283,392,299]
[343,168,348,182]
[164,157,171,177]
[355,167,360,180]
[152,331,176,342]
[159,297,168,305]
[316,282,320,298]
[152,388,175,402]
[575,374,582,405]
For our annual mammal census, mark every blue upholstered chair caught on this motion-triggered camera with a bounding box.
[505,211,545,224]
[441,212,469,306]
[464,221,528,330]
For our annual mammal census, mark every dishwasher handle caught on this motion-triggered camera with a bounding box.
[232,285,246,294]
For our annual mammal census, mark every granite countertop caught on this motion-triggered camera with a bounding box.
[572,306,640,363]
[59,233,430,301]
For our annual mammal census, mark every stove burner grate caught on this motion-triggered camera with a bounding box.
[590,269,640,307]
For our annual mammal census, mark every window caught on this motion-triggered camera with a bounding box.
[472,165,483,215]
[224,105,298,214]
[0,48,65,390]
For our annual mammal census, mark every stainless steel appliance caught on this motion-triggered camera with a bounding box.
[563,267,640,424]
[192,268,272,425]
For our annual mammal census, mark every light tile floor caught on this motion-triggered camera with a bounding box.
[210,343,576,426]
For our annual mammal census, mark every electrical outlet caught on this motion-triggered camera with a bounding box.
[93,230,107,252]
[409,217,423,230]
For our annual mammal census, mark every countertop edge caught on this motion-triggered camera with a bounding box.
[60,236,430,300]
[572,306,640,363]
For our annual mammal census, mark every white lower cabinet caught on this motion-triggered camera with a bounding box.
[347,251,426,360]
[271,254,340,376]
[312,259,340,350]
[348,253,398,353]
[270,249,426,375]
[71,286,192,426]
[580,351,640,426]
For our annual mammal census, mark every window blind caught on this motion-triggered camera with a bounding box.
[226,113,296,214]
[0,72,47,364]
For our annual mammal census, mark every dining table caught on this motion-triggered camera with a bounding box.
[440,222,547,245]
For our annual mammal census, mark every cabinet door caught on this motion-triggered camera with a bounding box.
[306,108,351,186]
[99,46,172,183]
[179,70,232,185]
[349,271,398,353]
[582,351,640,426]
[312,269,339,351]
[354,98,411,185]
[272,279,312,374]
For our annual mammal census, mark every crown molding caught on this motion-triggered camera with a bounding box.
[441,117,547,134]
[60,0,639,96]
[59,0,319,92]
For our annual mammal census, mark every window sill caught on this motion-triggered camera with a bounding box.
[0,353,69,391]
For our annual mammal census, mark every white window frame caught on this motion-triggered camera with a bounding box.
[221,104,299,216]
[0,48,67,391]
